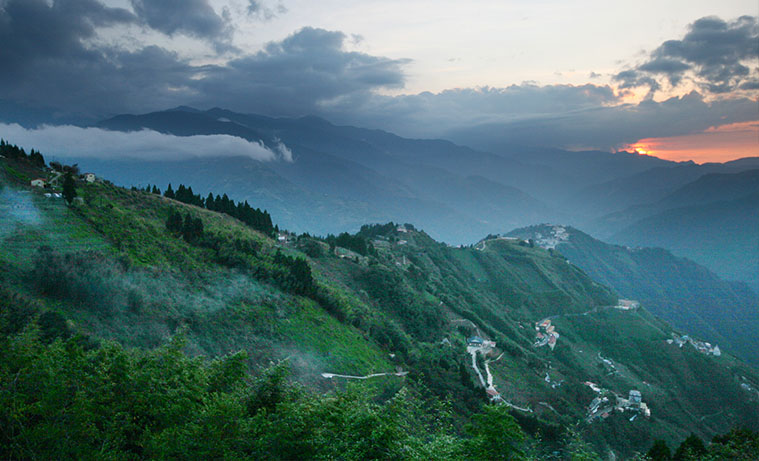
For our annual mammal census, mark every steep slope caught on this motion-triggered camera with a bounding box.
[508,224,759,365]
[3,153,759,457]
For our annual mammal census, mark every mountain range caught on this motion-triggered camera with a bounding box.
[80,106,758,290]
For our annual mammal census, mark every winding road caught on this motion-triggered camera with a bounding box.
[321,371,408,380]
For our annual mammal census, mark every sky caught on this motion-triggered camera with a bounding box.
[0,0,757,162]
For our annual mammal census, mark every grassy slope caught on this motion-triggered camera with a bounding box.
[1,167,392,382]
[2,156,758,456]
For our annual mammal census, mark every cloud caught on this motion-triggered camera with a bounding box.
[0,123,290,162]
[193,27,409,115]
[273,139,293,162]
[442,91,759,152]
[0,0,134,66]
[247,0,286,19]
[614,16,759,95]
[130,0,229,42]
[0,0,197,122]
[320,83,620,139]
[0,5,407,123]
[0,3,754,156]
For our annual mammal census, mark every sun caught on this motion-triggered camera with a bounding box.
[625,143,655,156]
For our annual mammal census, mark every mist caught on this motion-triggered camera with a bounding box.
[0,123,291,163]
[0,187,42,239]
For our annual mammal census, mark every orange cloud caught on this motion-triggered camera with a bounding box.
[623,121,759,163]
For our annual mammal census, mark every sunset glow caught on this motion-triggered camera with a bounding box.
[623,121,759,163]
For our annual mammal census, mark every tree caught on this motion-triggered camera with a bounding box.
[709,428,759,460]
[164,183,175,199]
[29,149,45,168]
[62,173,77,205]
[464,404,526,460]
[673,433,707,460]
[562,424,602,461]
[648,439,672,460]
[166,210,183,235]
[181,213,203,242]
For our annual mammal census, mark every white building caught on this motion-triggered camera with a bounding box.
[30,178,46,188]
[84,173,96,183]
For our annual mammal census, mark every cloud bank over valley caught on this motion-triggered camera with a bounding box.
[0,123,291,162]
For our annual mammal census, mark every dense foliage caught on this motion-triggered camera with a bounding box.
[0,310,527,460]
[0,138,44,168]
[325,231,376,256]
[164,183,275,236]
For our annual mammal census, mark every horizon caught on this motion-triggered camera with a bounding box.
[0,0,756,163]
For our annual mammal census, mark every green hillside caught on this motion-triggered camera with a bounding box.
[2,152,758,459]
[509,224,759,366]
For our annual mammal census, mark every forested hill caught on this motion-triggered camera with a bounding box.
[2,150,759,459]
[508,224,759,366]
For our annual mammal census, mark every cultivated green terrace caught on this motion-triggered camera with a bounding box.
[1,148,758,459]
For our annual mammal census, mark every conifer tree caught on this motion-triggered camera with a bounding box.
[164,184,175,199]
[166,210,183,234]
[62,173,77,205]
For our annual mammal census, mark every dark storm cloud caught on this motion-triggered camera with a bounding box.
[0,1,405,123]
[195,27,408,114]
[0,0,169,121]
[615,16,759,94]
[0,0,195,122]
[130,0,229,42]
[0,0,134,66]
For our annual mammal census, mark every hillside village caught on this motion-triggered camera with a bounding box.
[534,318,560,350]
[585,383,651,422]
[530,225,570,250]
[668,334,722,357]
